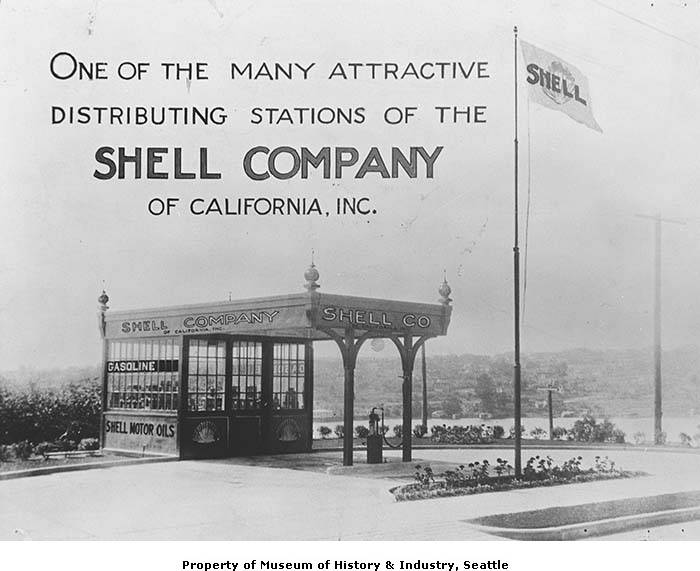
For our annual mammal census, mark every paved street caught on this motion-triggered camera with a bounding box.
[1,446,699,540]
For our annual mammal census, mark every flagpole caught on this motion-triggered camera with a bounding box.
[512,25,522,478]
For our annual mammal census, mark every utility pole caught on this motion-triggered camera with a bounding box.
[421,343,428,434]
[537,386,562,440]
[635,213,684,445]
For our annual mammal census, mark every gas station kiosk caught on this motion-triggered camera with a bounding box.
[97,264,452,465]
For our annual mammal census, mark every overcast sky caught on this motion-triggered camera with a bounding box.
[1,0,700,370]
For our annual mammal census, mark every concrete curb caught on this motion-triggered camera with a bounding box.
[0,455,178,481]
[466,505,700,540]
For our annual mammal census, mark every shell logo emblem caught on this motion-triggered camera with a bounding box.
[192,420,220,444]
[276,418,302,442]
[543,60,576,106]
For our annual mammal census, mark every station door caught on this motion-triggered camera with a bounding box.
[181,336,312,459]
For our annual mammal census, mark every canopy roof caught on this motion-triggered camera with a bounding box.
[104,291,451,341]
[100,266,453,342]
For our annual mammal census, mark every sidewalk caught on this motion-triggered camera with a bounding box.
[1,446,699,540]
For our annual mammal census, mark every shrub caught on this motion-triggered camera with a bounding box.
[570,415,625,443]
[523,455,594,481]
[13,440,33,460]
[493,457,513,478]
[523,455,553,481]
[78,438,99,451]
[0,377,101,445]
[430,424,495,445]
[0,444,11,462]
[610,428,626,444]
[552,426,569,440]
[317,425,332,439]
[413,464,435,486]
[593,455,616,473]
[333,425,344,438]
[34,442,54,456]
[413,424,428,438]
[570,416,596,441]
[632,431,646,445]
[355,425,369,439]
[530,427,547,440]
[492,425,505,439]
[508,424,525,439]
[393,425,403,438]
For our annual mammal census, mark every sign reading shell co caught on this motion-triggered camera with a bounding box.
[320,306,432,329]
[311,294,449,336]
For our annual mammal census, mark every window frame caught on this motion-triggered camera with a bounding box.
[105,337,181,412]
[182,335,311,416]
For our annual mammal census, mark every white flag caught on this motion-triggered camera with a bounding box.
[520,40,602,133]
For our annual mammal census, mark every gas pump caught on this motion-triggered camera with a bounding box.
[366,407,383,464]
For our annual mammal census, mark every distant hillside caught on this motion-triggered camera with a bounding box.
[313,346,700,420]
[3,346,699,420]
[0,366,100,389]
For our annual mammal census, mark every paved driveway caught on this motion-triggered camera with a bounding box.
[1,447,699,540]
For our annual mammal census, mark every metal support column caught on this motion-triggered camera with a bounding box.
[390,334,433,462]
[323,327,372,466]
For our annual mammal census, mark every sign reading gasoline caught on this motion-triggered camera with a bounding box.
[107,359,178,373]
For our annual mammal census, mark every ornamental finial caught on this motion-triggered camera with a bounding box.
[438,271,452,306]
[98,289,109,311]
[304,253,320,291]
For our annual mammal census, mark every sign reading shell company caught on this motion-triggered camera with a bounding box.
[104,296,311,339]
[115,310,280,335]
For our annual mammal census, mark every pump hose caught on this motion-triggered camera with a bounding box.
[380,407,402,449]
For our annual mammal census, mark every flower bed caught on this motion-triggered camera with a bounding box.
[391,455,644,502]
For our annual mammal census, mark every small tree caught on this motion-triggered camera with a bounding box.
[334,425,344,439]
[355,425,370,439]
[317,426,332,439]
[393,425,403,438]
[610,428,626,444]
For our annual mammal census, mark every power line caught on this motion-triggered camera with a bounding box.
[591,0,700,51]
